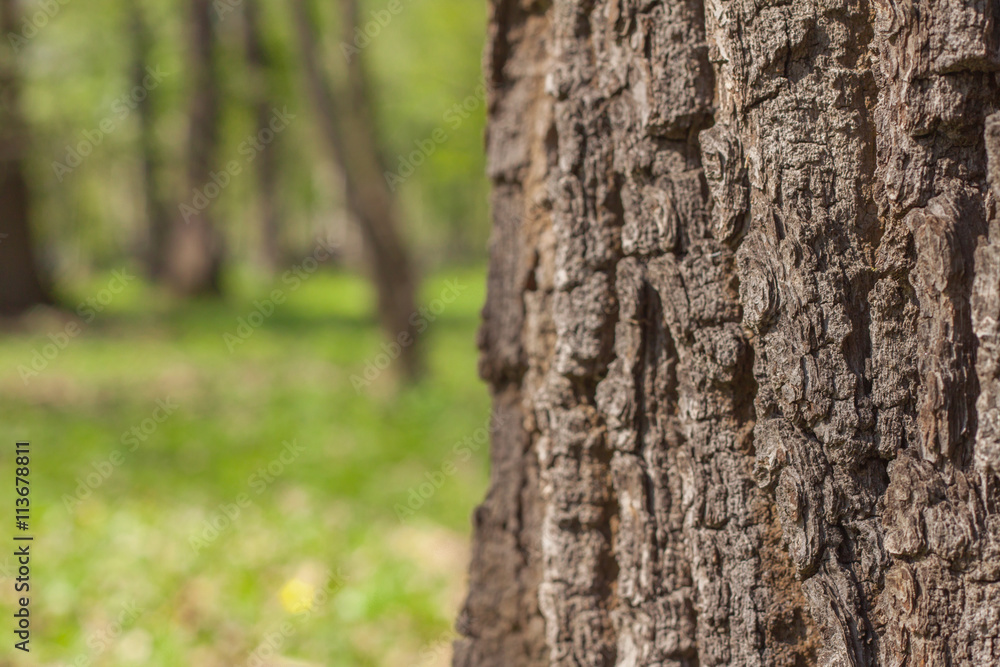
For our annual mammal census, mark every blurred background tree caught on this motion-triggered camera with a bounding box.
[293,0,420,379]
[163,0,225,295]
[130,0,173,280]
[0,0,51,315]
[241,0,282,273]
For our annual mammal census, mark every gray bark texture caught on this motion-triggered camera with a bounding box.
[456,0,1000,665]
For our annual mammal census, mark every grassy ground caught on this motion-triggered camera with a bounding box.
[0,265,489,667]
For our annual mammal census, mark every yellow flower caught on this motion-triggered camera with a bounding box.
[279,578,315,614]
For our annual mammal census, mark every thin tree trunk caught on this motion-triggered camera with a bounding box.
[131,2,171,280]
[0,0,51,316]
[458,1,1000,665]
[165,0,224,296]
[292,0,421,380]
[243,0,282,273]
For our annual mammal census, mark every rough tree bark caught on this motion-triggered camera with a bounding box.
[457,0,1000,665]
[292,0,421,379]
[0,0,51,316]
[165,0,225,296]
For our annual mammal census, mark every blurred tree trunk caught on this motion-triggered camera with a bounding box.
[165,0,224,296]
[131,2,171,280]
[243,0,283,274]
[292,0,420,380]
[0,0,50,316]
[457,1,1000,666]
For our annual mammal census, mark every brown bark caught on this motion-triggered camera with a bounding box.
[292,0,421,380]
[459,0,1000,665]
[0,0,51,316]
[243,0,283,273]
[165,0,224,296]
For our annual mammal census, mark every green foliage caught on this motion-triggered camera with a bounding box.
[0,268,489,665]
[19,0,489,275]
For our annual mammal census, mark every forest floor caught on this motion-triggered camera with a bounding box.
[0,266,488,667]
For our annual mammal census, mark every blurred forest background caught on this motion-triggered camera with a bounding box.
[0,0,491,664]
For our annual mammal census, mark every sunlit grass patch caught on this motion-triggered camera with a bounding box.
[0,266,487,666]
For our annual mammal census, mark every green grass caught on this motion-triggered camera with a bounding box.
[0,266,489,667]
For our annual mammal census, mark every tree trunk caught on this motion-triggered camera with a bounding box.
[292,0,421,380]
[131,1,172,281]
[243,0,283,274]
[165,0,224,296]
[458,0,1000,665]
[0,0,51,317]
